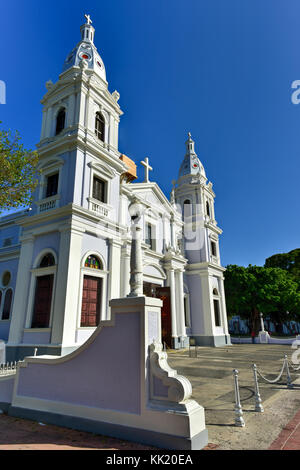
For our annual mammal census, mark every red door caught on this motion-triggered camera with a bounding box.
[81,276,102,327]
[156,287,172,348]
[32,275,54,328]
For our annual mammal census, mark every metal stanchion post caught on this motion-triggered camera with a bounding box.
[233,369,245,427]
[252,364,264,412]
[284,355,294,389]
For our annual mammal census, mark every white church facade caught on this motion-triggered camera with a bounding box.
[0,16,230,361]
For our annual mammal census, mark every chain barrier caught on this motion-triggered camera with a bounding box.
[255,357,287,384]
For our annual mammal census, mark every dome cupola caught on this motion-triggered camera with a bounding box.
[178,133,206,180]
[62,14,106,82]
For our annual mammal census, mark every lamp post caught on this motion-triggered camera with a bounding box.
[127,198,144,298]
[260,312,265,333]
[259,312,270,344]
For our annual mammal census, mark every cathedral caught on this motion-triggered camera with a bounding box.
[0,16,230,361]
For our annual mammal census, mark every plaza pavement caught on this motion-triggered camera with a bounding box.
[168,343,300,450]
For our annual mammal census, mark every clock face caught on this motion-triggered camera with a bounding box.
[81,53,90,60]
[97,61,102,68]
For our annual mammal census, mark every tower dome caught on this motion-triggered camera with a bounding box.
[178,133,206,180]
[62,14,106,82]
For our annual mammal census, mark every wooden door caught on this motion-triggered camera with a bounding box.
[32,275,54,328]
[156,287,172,348]
[81,276,102,327]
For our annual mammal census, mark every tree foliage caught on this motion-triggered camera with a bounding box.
[265,249,300,285]
[0,123,39,211]
[224,264,300,332]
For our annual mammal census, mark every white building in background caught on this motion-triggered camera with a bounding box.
[0,16,230,361]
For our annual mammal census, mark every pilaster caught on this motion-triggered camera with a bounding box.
[51,224,84,346]
[7,235,35,345]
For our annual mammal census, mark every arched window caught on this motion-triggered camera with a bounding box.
[183,199,192,219]
[213,299,221,327]
[2,289,13,320]
[211,241,217,257]
[55,108,66,135]
[212,287,221,327]
[2,271,11,287]
[95,112,105,141]
[84,255,102,270]
[206,201,211,217]
[40,253,56,268]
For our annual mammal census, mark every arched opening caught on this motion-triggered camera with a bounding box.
[2,271,11,287]
[31,253,55,328]
[81,255,103,327]
[40,253,56,268]
[213,287,221,327]
[95,112,105,142]
[2,289,13,320]
[183,199,192,219]
[55,108,66,135]
[206,201,211,217]
[84,255,103,270]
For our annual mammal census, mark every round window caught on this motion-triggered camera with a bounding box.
[2,271,11,287]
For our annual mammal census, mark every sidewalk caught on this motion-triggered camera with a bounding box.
[269,409,300,450]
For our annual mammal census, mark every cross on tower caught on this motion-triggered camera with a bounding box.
[85,14,92,25]
[141,157,153,183]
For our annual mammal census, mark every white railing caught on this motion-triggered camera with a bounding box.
[37,196,59,213]
[88,198,110,218]
[0,362,18,376]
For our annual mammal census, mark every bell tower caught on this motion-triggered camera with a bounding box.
[174,134,231,347]
[33,14,127,219]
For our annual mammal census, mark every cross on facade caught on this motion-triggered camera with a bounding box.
[141,157,153,183]
[85,14,92,25]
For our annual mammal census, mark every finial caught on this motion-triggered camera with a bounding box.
[85,14,92,25]
[188,132,192,138]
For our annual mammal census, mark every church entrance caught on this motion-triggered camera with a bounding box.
[32,275,54,328]
[143,282,172,348]
[81,276,102,327]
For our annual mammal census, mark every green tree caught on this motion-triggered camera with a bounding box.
[265,249,300,285]
[224,264,300,333]
[0,123,39,211]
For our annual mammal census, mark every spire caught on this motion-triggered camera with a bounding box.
[80,13,95,44]
[185,132,196,156]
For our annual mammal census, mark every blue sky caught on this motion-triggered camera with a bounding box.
[1,0,299,267]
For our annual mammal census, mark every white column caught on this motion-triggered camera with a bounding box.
[120,244,131,297]
[199,272,214,336]
[67,93,76,127]
[78,90,87,128]
[7,236,34,345]
[40,109,47,140]
[51,225,83,346]
[114,118,119,149]
[109,114,115,147]
[167,269,178,338]
[45,107,53,137]
[219,277,229,335]
[170,216,176,249]
[87,94,94,132]
[176,270,187,338]
[162,215,167,252]
[119,194,128,226]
